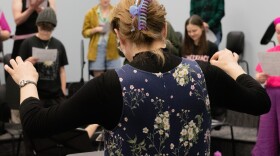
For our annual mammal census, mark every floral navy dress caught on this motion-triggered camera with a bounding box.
[104,58,211,156]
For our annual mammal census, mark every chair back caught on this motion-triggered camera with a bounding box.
[226,31,250,74]
[226,31,245,56]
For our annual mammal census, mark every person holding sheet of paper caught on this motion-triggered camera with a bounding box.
[252,17,280,156]
[82,0,121,78]
[6,0,56,124]
[18,7,68,108]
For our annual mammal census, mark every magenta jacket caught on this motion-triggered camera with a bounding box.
[256,45,280,87]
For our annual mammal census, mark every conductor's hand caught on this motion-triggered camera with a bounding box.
[210,49,246,80]
[4,56,38,85]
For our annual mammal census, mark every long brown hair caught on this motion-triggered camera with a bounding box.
[111,0,167,64]
[182,14,208,56]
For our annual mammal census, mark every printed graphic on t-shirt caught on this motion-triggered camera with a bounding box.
[185,55,209,62]
[37,57,59,80]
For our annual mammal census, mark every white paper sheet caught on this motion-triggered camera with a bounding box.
[206,29,217,43]
[258,51,280,76]
[32,47,57,62]
[26,0,48,8]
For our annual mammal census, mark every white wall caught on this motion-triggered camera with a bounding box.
[1,0,279,83]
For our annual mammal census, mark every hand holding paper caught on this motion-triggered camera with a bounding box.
[256,72,269,84]
[101,22,110,33]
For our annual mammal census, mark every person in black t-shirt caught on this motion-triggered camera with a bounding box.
[19,7,68,108]
[6,0,56,124]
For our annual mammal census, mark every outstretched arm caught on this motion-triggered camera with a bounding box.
[198,49,271,115]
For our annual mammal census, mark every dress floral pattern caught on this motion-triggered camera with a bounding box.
[104,58,211,156]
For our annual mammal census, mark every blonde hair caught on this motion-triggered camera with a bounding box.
[111,0,167,64]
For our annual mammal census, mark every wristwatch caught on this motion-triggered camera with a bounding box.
[19,80,37,88]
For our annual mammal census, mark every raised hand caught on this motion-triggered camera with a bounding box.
[4,56,38,85]
[210,49,246,80]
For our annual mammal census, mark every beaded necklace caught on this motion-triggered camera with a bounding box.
[97,6,110,23]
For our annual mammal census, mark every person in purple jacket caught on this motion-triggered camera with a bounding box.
[252,16,280,156]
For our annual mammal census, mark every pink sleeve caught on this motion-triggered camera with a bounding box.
[0,12,11,33]
[267,45,280,52]
[256,63,263,73]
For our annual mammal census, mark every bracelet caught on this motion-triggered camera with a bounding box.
[19,80,37,88]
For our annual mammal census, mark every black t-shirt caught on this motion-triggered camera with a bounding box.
[19,36,68,98]
[206,40,219,59]
[185,40,218,62]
